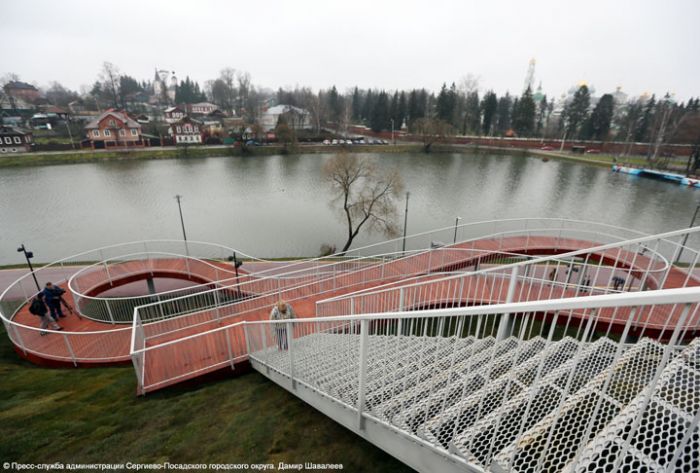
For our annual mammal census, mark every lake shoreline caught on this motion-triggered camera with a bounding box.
[0,143,614,169]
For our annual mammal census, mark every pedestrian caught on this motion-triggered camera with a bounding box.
[28,294,63,335]
[270,300,295,350]
[612,276,625,291]
[42,282,66,321]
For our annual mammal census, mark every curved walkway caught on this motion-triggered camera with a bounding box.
[4,235,698,388]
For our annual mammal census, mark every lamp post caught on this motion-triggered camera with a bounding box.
[402,191,410,252]
[227,252,244,298]
[453,217,462,244]
[675,201,700,264]
[17,244,40,292]
[174,194,187,241]
[391,119,395,145]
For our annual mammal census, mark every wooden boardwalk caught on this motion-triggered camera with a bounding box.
[6,235,699,391]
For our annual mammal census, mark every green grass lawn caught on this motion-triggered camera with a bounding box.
[0,326,413,472]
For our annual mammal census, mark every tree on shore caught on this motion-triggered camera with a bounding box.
[413,117,454,152]
[323,153,403,253]
[562,84,590,138]
[582,93,614,141]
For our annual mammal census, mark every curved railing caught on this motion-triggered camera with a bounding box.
[0,240,268,363]
[3,219,700,367]
[315,227,692,318]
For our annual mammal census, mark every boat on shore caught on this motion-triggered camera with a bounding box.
[612,164,700,188]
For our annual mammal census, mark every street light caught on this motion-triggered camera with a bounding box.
[402,191,410,252]
[227,252,244,299]
[453,217,462,244]
[174,194,188,241]
[17,244,40,292]
[675,201,700,264]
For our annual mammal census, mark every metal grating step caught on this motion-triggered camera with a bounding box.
[384,336,549,431]
[490,338,668,473]
[449,337,621,469]
[564,338,700,473]
[416,337,581,449]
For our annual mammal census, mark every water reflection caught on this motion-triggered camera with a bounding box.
[0,152,698,264]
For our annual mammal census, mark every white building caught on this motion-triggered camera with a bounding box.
[259,105,310,131]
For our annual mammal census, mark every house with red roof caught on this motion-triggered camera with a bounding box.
[84,109,145,149]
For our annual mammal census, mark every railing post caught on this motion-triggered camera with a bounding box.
[63,334,77,367]
[213,289,221,322]
[350,298,354,315]
[105,300,116,324]
[398,287,405,311]
[286,321,295,389]
[131,352,144,395]
[225,327,235,370]
[100,249,112,286]
[496,266,519,341]
[260,324,270,374]
[10,324,27,355]
[356,318,369,430]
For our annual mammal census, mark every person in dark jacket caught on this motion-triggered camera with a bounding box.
[28,293,62,335]
[42,282,66,321]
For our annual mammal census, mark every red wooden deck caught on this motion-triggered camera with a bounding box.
[6,236,698,392]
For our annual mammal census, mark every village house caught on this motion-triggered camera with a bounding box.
[164,105,186,123]
[3,81,41,103]
[84,110,144,149]
[0,125,33,153]
[187,102,219,115]
[259,104,310,131]
[169,116,204,144]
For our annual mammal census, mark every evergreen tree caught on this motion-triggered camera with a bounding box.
[370,91,391,132]
[436,83,453,123]
[351,87,362,121]
[463,91,481,135]
[512,86,536,137]
[328,86,342,124]
[536,94,548,136]
[584,93,615,140]
[481,91,498,136]
[362,89,374,123]
[635,95,656,142]
[390,91,400,129]
[496,93,513,135]
[562,85,591,138]
[398,91,407,129]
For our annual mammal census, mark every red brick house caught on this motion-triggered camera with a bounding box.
[3,81,41,103]
[169,116,205,145]
[84,110,144,149]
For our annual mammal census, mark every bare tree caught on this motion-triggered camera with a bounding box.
[99,62,121,108]
[303,88,324,134]
[412,117,454,152]
[237,71,251,111]
[218,68,237,114]
[323,153,403,253]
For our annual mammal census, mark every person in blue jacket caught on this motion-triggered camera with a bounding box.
[42,282,66,321]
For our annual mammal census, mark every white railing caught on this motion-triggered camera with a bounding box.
[316,225,700,320]
[0,240,266,363]
[5,219,700,369]
[243,287,700,472]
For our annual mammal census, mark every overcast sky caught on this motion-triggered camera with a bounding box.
[1,0,699,101]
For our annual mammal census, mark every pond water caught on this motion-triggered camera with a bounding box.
[0,152,698,264]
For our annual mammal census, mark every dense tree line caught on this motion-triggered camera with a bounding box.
[5,63,700,155]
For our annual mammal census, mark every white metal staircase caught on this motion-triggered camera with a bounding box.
[245,288,700,473]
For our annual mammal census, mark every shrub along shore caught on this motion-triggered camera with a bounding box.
[0,142,616,169]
